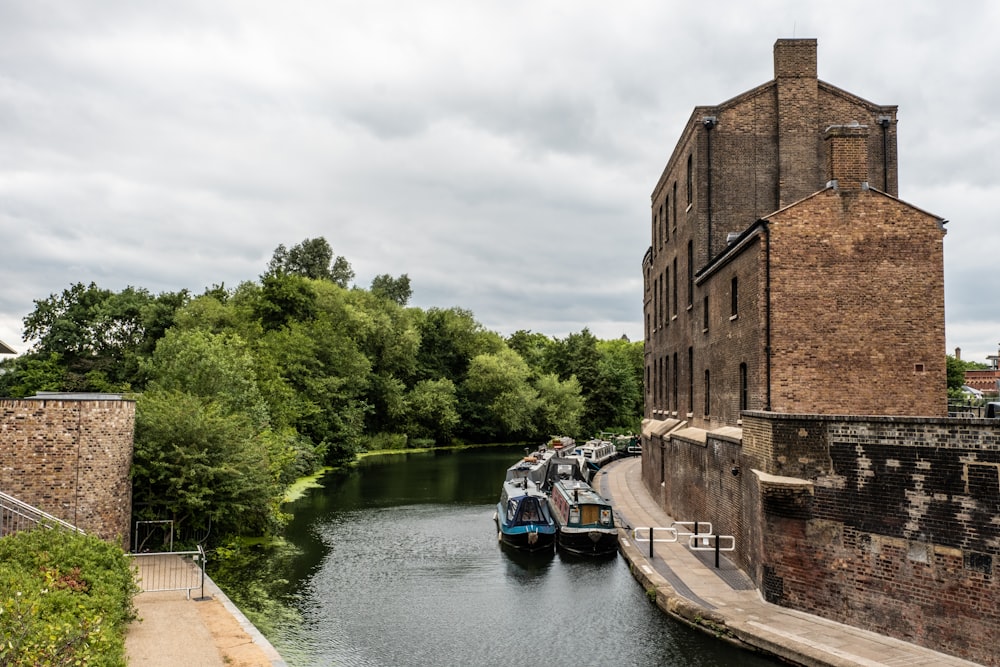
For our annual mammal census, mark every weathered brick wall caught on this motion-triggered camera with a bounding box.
[0,398,133,547]
[742,412,1000,666]
[766,187,947,417]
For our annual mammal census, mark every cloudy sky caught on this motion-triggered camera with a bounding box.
[1,1,998,363]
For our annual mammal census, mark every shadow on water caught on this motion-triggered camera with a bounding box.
[219,445,782,667]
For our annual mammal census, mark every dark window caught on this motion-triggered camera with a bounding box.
[739,362,748,412]
[672,352,678,411]
[672,258,678,317]
[672,182,678,231]
[687,241,694,308]
[687,347,694,414]
[703,295,709,331]
[664,196,670,242]
[664,272,669,327]
[686,155,693,205]
[653,276,659,330]
[731,276,739,317]
[665,355,670,412]
[704,369,710,416]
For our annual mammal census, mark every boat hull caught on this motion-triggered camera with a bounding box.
[555,527,619,557]
[495,510,557,552]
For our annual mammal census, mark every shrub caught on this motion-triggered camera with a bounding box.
[0,528,138,667]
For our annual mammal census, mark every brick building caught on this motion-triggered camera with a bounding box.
[642,38,947,430]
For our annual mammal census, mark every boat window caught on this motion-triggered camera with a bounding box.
[521,500,540,522]
[600,509,612,525]
[507,499,518,522]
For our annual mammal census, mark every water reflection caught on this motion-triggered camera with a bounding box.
[260,447,779,666]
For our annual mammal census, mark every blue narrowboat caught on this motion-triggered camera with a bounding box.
[494,476,556,552]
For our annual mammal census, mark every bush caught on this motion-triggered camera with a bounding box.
[0,529,138,667]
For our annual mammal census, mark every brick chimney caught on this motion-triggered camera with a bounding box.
[774,39,820,207]
[774,38,817,79]
[824,122,870,191]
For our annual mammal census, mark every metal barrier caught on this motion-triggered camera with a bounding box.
[630,521,734,568]
[130,545,206,599]
[0,491,84,537]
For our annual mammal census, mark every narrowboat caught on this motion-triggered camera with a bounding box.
[566,439,617,480]
[547,477,618,557]
[494,477,556,552]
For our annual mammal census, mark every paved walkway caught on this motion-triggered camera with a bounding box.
[595,456,984,667]
[126,557,286,667]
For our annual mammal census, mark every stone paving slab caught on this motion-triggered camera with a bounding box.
[595,457,984,667]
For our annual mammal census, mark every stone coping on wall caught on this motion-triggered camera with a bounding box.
[711,425,743,444]
[668,427,708,447]
[742,410,997,425]
[642,417,685,438]
[752,468,814,491]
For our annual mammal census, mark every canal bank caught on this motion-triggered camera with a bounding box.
[598,456,983,667]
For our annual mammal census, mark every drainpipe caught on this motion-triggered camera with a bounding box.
[877,116,891,192]
[763,220,772,411]
[702,116,718,258]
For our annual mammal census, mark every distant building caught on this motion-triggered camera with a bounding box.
[0,339,15,355]
[642,38,947,429]
[965,344,1000,395]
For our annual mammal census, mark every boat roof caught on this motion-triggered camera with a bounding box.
[553,478,611,506]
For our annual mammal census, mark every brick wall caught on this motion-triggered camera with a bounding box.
[0,398,134,547]
[738,412,1000,666]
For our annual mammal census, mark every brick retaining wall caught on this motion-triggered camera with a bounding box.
[0,397,134,547]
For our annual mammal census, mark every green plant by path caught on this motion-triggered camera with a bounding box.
[0,529,138,667]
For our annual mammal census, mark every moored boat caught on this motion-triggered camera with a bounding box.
[547,477,618,557]
[494,477,556,553]
[566,438,617,480]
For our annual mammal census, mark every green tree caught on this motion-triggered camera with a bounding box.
[533,373,584,437]
[370,273,412,306]
[404,378,460,443]
[266,237,354,287]
[132,389,280,540]
[462,347,538,440]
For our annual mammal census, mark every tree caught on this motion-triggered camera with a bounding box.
[132,389,280,539]
[532,373,584,437]
[462,347,538,440]
[266,237,354,287]
[20,282,187,392]
[404,378,460,443]
[370,273,412,306]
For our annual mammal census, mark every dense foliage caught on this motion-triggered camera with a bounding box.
[0,529,138,667]
[946,353,990,398]
[0,237,643,543]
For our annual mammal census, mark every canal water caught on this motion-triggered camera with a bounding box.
[254,446,779,666]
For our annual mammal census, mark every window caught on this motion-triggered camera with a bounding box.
[665,356,670,412]
[653,276,659,330]
[687,241,694,308]
[730,276,739,318]
[663,272,669,327]
[687,347,694,414]
[664,195,670,242]
[704,369,710,416]
[672,352,678,411]
[672,182,678,232]
[703,295,709,331]
[686,154,693,206]
[672,258,678,317]
[659,203,665,247]
[739,363,748,412]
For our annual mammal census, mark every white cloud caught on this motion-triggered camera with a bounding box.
[1,0,997,361]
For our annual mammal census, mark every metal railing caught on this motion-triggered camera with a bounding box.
[631,520,734,568]
[130,545,207,599]
[0,491,84,537]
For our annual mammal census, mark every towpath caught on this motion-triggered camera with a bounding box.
[597,456,983,667]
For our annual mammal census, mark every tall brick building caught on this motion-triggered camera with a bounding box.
[643,38,947,429]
